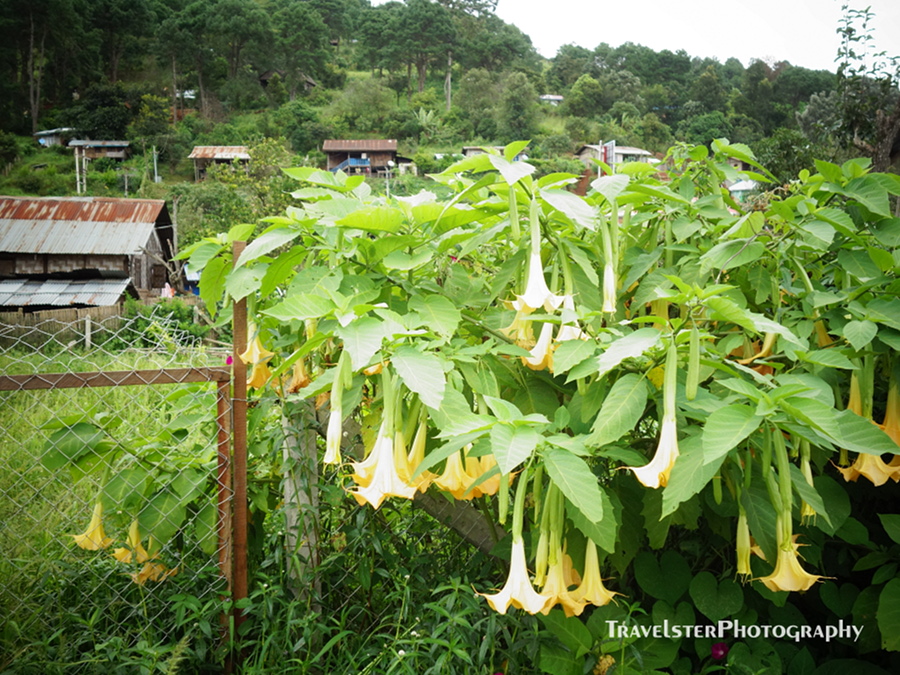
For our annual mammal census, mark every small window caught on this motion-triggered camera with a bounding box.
[151,264,167,288]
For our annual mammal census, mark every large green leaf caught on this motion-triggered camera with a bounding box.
[552,339,597,376]
[539,610,594,658]
[42,423,107,471]
[540,188,597,230]
[632,550,691,604]
[336,317,384,370]
[335,206,405,232]
[587,374,647,447]
[689,572,743,623]
[391,346,446,409]
[877,579,900,651]
[566,493,617,554]
[263,293,335,322]
[700,239,765,273]
[662,435,723,518]
[543,448,604,523]
[789,464,832,528]
[235,227,301,268]
[879,514,900,546]
[199,256,229,318]
[409,294,461,338]
[490,423,540,474]
[138,488,186,546]
[832,410,900,455]
[591,328,661,380]
[488,153,534,185]
[702,404,762,464]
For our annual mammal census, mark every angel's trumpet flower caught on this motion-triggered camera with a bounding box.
[736,512,752,578]
[523,323,554,371]
[325,354,352,466]
[349,421,416,509]
[539,548,586,618]
[480,538,550,615]
[625,343,679,488]
[513,251,564,313]
[838,372,896,485]
[113,519,150,564]
[555,295,588,344]
[398,416,436,493]
[130,561,178,586]
[72,502,113,551]
[239,334,274,389]
[500,309,535,349]
[479,467,550,615]
[757,545,822,593]
[568,541,620,609]
[434,448,477,500]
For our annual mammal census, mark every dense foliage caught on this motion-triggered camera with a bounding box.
[179,141,900,672]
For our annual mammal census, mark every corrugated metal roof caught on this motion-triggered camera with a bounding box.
[0,278,132,307]
[68,140,130,147]
[322,139,397,152]
[0,196,166,255]
[188,146,250,160]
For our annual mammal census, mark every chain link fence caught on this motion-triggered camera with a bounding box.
[0,304,232,673]
[0,303,522,673]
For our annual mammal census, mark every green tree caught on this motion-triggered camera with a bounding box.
[564,74,604,119]
[395,0,456,94]
[208,0,271,82]
[690,65,727,113]
[88,0,155,83]
[271,0,330,100]
[457,67,499,138]
[497,71,539,142]
[835,4,900,171]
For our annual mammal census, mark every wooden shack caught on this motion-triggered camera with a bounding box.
[0,196,176,308]
[323,139,398,174]
[188,146,251,181]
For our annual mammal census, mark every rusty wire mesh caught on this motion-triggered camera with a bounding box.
[0,304,231,672]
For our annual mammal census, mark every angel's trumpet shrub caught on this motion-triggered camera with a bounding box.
[239,334,274,389]
[568,541,620,609]
[72,502,113,551]
[399,416,436,493]
[625,343,679,488]
[113,519,150,564]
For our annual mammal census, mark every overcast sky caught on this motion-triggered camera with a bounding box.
[493,0,900,72]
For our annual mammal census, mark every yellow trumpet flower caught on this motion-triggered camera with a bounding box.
[397,417,437,493]
[112,519,151,564]
[72,502,113,551]
[625,343,679,488]
[601,263,617,314]
[540,549,587,618]
[568,541,620,609]
[324,408,343,465]
[512,251,564,313]
[627,413,679,488]
[349,422,416,510]
[736,512,752,578]
[130,561,178,586]
[479,539,550,615]
[837,453,897,486]
[555,296,588,344]
[434,448,477,500]
[500,308,536,350]
[757,545,822,593]
[523,323,554,371]
[239,335,274,389]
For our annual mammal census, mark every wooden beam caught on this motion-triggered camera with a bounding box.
[0,366,231,391]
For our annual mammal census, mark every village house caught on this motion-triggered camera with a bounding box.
[323,139,399,174]
[188,146,251,181]
[0,196,176,310]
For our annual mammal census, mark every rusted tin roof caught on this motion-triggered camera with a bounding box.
[0,278,132,307]
[0,196,167,255]
[322,139,397,152]
[188,146,250,160]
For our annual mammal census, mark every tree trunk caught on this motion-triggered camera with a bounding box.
[171,55,179,124]
[416,58,427,93]
[27,11,46,135]
[281,400,321,603]
[871,104,900,172]
[444,51,452,112]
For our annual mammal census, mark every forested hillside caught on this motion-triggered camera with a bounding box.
[0,0,896,242]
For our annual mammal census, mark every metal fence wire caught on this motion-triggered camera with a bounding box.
[0,303,518,673]
[0,305,232,672]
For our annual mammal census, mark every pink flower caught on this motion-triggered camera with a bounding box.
[711,642,729,660]
[226,356,234,365]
